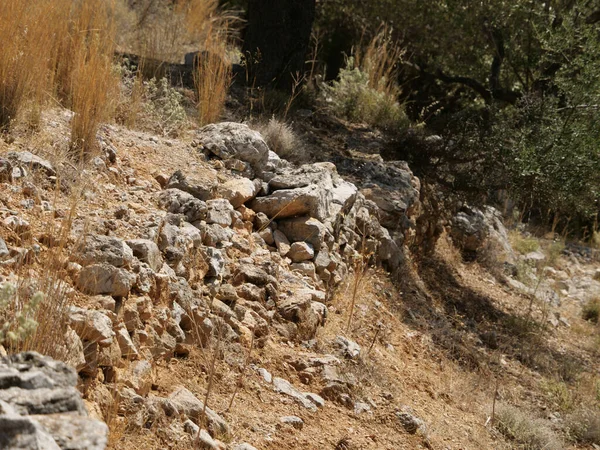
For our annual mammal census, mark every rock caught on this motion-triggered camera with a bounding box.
[73,235,134,268]
[0,158,13,182]
[168,387,230,437]
[523,251,546,262]
[273,230,291,256]
[250,185,329,221]
[115,325,138,360]
[320,382,352,407]
[197,122,269,173]
[196,429,220,449]
[288,242,314,262]
[254,212,270,230]
[335,336,361,359]
[183,418,199,435]
[272,377,316,411]
[202,247,226,278]
[280,415,304,429]
[206,199,234,226]
[126,239,163,272]
[69,307,115,346]
[0,352,107,449]
[277,216,331,252]
[7,151,56,177]
[257,368,272,384]
[396,407,426,434]
[124,360,153,396]
[233,265,275,287]
[305,392,325,408]
[450,206,488,253]
[217,178,259,208]
[0,237,9,260]
[354,401,371,414]
[233,444,258,450]
[76,264,135,297]
[165,170,216,201]
[3,216,31,238]
[158,189,208,223]
[290,262,316,278]
[32,414,108,450]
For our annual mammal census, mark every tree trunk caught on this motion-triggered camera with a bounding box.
[242,0,315,90]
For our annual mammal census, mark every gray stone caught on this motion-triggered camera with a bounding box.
[280,415,303,429]
[158,188,208,223]
[73,235,133,268]
[7,151,55,177]
[76,264,135,297]
[68,307,115,346]
[233,444,258,450]
[450,206,488,253]
[335,336,361,359]
[273,229,291,256]
[32,414,108,450]
[396,407,426,434]
[288,242,314,263]
[165,170,216,201]
[168,387,230,437]
[217,178,259,208]
[206,199,234,226]
[249,185,329,221]
[197,122,269,172]
[272,377,316,411]
[202,247,226,278]
[0,238,9,261]
[126,239,163,272]
[277,216,331,252]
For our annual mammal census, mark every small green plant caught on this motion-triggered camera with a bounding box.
[510,231,540,254]
[582,299,600,323]
[144,77,188,136]
[541,379,575,412]
[495,404,564,450]
[0,283,44,344]
[322,57,408,130]
[565,408,600,444]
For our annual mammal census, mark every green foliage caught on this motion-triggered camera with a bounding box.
[582,299,600,324]
[495,404,564,450]
[0,284,44,344]
[143,77,188,136]
[321,57,408,130]
[510,232,540,255]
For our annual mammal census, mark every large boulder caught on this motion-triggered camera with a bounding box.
[197,122,269,173]
[165,169,216,201]
[450,206,489,253]
[72,235,133,268]
[0,352,108,450]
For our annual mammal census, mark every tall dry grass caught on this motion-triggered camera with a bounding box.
[195,20,232,125]
[0,1,69,130]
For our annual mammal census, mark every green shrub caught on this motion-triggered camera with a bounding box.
[565,408,600,444]
[510,231,540,254]
[321,57,408,130]
[495,404,564,450]
[582,299,600,323]
[0,283,44,344]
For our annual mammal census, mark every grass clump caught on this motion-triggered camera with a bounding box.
[253,116,303,162]
[565,408,600,445]
[495,404,564,450]
[321,27,408,131]
[510,231,541,254]
[582,298,600,323]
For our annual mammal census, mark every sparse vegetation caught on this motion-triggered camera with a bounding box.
[253,116,301,162]
[495,404,564,450]
[565,408,600,445]
[510,231,540,255]
[582,299,600,323]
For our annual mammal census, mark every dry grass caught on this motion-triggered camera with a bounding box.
[66,1,118,158]
[195,20,233,125]
[252,117,302,162]
[495,404,564,450]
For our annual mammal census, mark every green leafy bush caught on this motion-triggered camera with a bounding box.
[0,283,44,344]
[321,57,408,131]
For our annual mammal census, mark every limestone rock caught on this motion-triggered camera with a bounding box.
[69,307,115,346]
[168,387,230,437]
[288,242,314,263]
[76,264,135,297]
[7,151,56,177]
[126,239,163,272]
[277,216,331,252]
[206,199,234,226]
[73,235,133,268]
[197,122,269,172]
[165,169,216,201]
[217,178,259,208]
[157,188,208,223]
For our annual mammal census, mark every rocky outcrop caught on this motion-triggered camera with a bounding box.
[0,352,108,450]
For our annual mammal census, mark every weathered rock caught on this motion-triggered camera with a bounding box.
[202,247,226,278]
[288,242,314,263]
[450,206,488,253]
[126,239,163,272]
[217,178,259,208]
[157,188,208,223]
[73,235,133,268]
[277,216,331,252]
[272,377,316,411]
[165,169,216,201]
[115,325,138,360]
[273,229,291,256]
[7,151,56,177]
[76,264,135,297]
[0,237,9,260]
[124,360,153,396]
[250,185,329,221]
[0,352,107,450]
[168,387,230,437]
[233,444,258,450]
[206,199,234,226]
[0,158,13,182]
[197,122,269,173]
[335,336,361,359]
[69,307,115,346]
[232,265,276,287]
[396,407,426,434]
[280,415,303,429]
